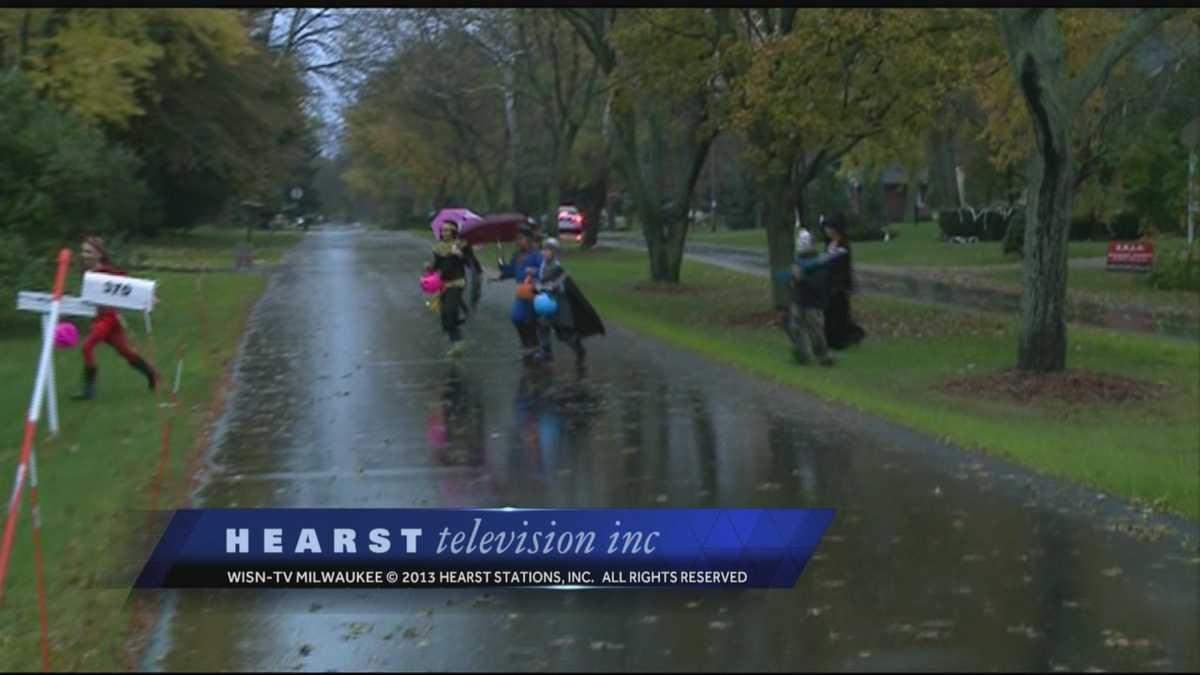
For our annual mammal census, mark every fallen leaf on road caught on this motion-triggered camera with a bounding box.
[1006,624,1042,639]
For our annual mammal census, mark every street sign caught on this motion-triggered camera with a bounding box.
[1106,241,1154,272]
[81,272,156,312]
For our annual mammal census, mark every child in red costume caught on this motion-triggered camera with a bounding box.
[74,235,157,400]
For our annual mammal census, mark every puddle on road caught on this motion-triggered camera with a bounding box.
[142,230,1200,673]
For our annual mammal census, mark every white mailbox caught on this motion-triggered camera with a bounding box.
[81,271,156,312]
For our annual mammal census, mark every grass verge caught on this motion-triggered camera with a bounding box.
[129,226,303,270]
[0,263,271,670]
[687,221,1115,266]
[985,266,1200,312]
[565,247,1200,521]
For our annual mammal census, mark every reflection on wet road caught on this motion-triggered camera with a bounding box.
[143,228,1199,672]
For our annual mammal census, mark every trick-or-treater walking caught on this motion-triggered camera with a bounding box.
[532,237,605,365]
[428,220,482,357]
[494,223,544,361]
[74,235,158,400]
[788,233,835,366]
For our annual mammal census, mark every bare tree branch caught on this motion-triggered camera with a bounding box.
[1069,7,1183,106]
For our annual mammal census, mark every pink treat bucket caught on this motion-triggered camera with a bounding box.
[54,322,79,349]
[420,271,444,295]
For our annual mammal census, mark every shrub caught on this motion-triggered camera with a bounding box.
[937,210,966,239]
[0,232,54,325]
[0,72,147,245]
[977,210,1008,241]
[1070,214,1101,240]
[1120,127,1188,236]
[939,208,1009,241]
[845,212,889,242]
[1146,243,1200,292]
[1106,212,1143,240]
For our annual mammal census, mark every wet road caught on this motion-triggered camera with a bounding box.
[142,227,1199,672]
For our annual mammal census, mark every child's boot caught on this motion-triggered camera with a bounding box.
[73,366,98,401]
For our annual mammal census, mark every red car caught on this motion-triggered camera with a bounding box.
[557,206,584,242]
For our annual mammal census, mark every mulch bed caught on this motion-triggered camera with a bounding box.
[940,367,1169,405]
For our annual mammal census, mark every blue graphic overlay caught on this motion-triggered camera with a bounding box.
[134,508,836,589]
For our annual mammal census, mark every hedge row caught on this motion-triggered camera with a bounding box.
[936,209,1012,242]
[939,208,1146,246]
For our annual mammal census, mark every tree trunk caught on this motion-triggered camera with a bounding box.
[642,209,670,280]
[581,173,606,249]
[1000,11,1075,372]
[435,176,448,210]
[663,212,687,281]
[926,127,959,211]
[763,177,794,310]
[16,10,32,68]
[503,60,522,211]
[639,205,686,282]
[792,178,810,232]
[903,170,918,226]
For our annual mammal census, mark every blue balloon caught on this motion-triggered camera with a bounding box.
[534,292,558,317]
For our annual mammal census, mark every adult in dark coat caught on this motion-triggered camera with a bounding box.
[822,213,866,350]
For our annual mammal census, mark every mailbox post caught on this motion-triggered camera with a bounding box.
[15,293,96,436]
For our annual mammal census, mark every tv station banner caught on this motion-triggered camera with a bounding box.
[134,508,836,590]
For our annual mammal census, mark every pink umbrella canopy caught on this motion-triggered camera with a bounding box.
[430,208,482,239]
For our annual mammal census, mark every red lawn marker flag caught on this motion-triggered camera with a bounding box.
[0,248,69,670]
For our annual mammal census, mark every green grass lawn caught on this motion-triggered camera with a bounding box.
[565,247,1200,521]
[129,226,304,270]
[0,263,271,670]
[686,221,1112,266]
[986,266,1200,311]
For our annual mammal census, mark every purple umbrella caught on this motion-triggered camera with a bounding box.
[430,208,482,239]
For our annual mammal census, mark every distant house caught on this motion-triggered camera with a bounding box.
[849,166,931,224]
